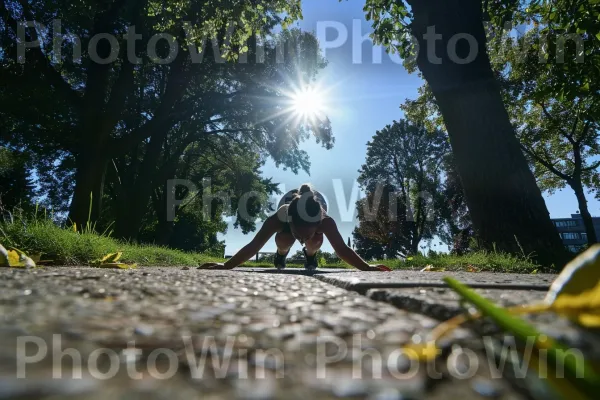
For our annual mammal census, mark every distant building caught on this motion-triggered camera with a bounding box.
[552,213,600,252]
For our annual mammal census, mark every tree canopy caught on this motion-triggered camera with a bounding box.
[1,0,334,248]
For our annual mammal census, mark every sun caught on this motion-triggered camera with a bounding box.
[291,86,326,120]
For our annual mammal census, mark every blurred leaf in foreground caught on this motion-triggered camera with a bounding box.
[0,244,36,268]
[444,277,600,399]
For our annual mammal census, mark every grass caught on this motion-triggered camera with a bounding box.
[0,215,542,272]
[0,218,221,266]
[384,252,542,273]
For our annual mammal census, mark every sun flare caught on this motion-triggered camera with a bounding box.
[291,87,325,120]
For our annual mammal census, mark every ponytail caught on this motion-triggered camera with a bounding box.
[298,183,313,195]
[288,183,322,226]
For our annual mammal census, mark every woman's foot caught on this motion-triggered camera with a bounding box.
[303,247,318,271]
[274,251,288,270]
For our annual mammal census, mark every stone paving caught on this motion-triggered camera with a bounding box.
[0,266,597,399]
[313,271,557,292]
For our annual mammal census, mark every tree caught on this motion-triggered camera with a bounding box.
[434,154,474,254]
[352,228,386,261]
[355,120,451,256]
[103,29,332,239]
[486,2,600,245]
[355,185,409,258]
[0,147,34,212]
[131,138,279,250]
[361,0,567,266]
[0,0,308,227]
[399,1,600,249]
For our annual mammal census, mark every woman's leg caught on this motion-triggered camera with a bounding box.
[304,233,324,256]
[275,231,296,255]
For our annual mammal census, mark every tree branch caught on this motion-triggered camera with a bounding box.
[539,102,575,144]
[582,160,600,172]
[110,53,190,153]
[520,143,571,181]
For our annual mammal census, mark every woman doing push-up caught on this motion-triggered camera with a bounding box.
[198,184,392,272]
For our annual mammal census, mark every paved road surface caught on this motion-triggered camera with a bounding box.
[0,267,598,400]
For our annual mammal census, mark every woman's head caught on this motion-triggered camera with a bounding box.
[287,184,323,243]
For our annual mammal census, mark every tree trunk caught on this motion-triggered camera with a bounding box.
[114,130,167,240]
[68,152,107,227]
[154,186,175,246]
[570,181,598,244]
[113,179,152,240]
[406,0,567,267]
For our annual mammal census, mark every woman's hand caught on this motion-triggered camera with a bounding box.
[197,262,233,270]
[364,264,392,272]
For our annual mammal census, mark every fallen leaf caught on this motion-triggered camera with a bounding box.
[421,265,445,272]
[100,252,122,263]
[535,245,600,328]
[97,262,137,269]
[402,340,440,361]
[1,247,37,268]
[546,280,600,327]
[545,244,600,304]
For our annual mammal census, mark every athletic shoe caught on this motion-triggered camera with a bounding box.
[274,251,288,270]
[303,247,318,271]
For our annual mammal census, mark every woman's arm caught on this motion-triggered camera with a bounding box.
[199,214,280,269]
[321,218,391,271]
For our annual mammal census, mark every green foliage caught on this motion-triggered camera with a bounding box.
[490,0,600,103]
[318,250,341,264]
[359,0,414,70]
[488,23,600,191]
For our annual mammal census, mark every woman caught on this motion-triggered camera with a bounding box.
[199,184,392,271]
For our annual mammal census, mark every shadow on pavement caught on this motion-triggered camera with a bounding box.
[233,268,353,275]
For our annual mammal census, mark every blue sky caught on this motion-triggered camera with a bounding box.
[219,0,599,256]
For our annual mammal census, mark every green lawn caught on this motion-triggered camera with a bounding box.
[1,218,542,272]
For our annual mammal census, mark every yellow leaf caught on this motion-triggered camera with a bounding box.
[421,265,445,272]
[538,245,600,328]
[466,265,479,272]
[545,244,600,304]
[8,250,21,266]
[100,252,122,263]
[402,340,441,361]
[6,248,36,268]
[72,222,77,232]
[577,313,600,327]
[97,262,137,269]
